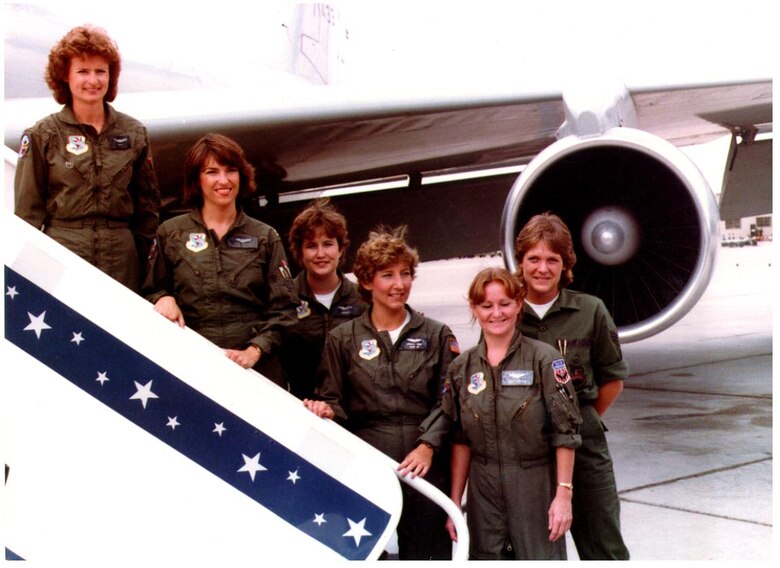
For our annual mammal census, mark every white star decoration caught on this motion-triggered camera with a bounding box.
[129,380,159,409]
[6,271,387,555]
[238,452,267,481]
[343,518,371,547]
[287,469,301,484]
[24,311,52,339]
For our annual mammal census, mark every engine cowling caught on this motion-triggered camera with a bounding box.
[500,127,720,343]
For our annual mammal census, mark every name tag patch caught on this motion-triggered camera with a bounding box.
[227,235,258,249]
[501,369,533,386]
[331,304,362,318]
[110,135,131,149]
[399,337,429,351]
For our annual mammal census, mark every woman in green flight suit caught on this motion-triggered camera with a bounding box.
[143,133,298,387]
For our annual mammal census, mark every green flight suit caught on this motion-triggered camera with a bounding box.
[316,307,460,560]
[281,271,365,399]
[14,104,159,292]
[518,287,630,560]
[437,331,581,560]
[143,209,298,387]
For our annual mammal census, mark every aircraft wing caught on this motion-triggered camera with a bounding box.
[3,79,772,344]
[4,79,770,195]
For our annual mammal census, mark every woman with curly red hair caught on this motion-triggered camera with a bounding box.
[14,25,159,292]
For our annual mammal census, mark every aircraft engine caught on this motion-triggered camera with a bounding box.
[500,127,720,343]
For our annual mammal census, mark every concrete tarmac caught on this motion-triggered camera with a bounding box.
[408,241,774,562]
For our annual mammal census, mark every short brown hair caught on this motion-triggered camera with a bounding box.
[287,199,350,268]
[353,226,419,302]
[45,25,121,105]
[514,212,577,288]
[182,134,257,208]
[468,266,524,306]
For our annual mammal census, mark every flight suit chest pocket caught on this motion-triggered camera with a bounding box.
[352,338,389,388]
[104,146,136,189]
[397,337,435,388]
[503,384,539,421]
[172,232,212,293]
[224,238,265,290]
[498,369,536,416]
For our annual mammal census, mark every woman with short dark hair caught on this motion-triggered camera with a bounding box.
[282,199,365,399]
[143,134,298,387]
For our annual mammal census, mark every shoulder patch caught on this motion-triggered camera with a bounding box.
[552,358,571,384]
[399,337,429,351]
[147,237,159,262]
[18,134,30,159]
[448,337,460,354]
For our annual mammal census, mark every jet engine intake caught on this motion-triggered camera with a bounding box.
[500,127,720,343]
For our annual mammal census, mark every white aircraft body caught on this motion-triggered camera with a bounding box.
[2,2,772,562]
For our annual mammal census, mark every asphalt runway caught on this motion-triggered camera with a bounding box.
[408,241,774,562]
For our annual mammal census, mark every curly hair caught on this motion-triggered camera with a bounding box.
[182,134,257,209]
[352,226,419,302]
[287,198,350,268]
[513,212,577,288]
[45,25,122,105]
